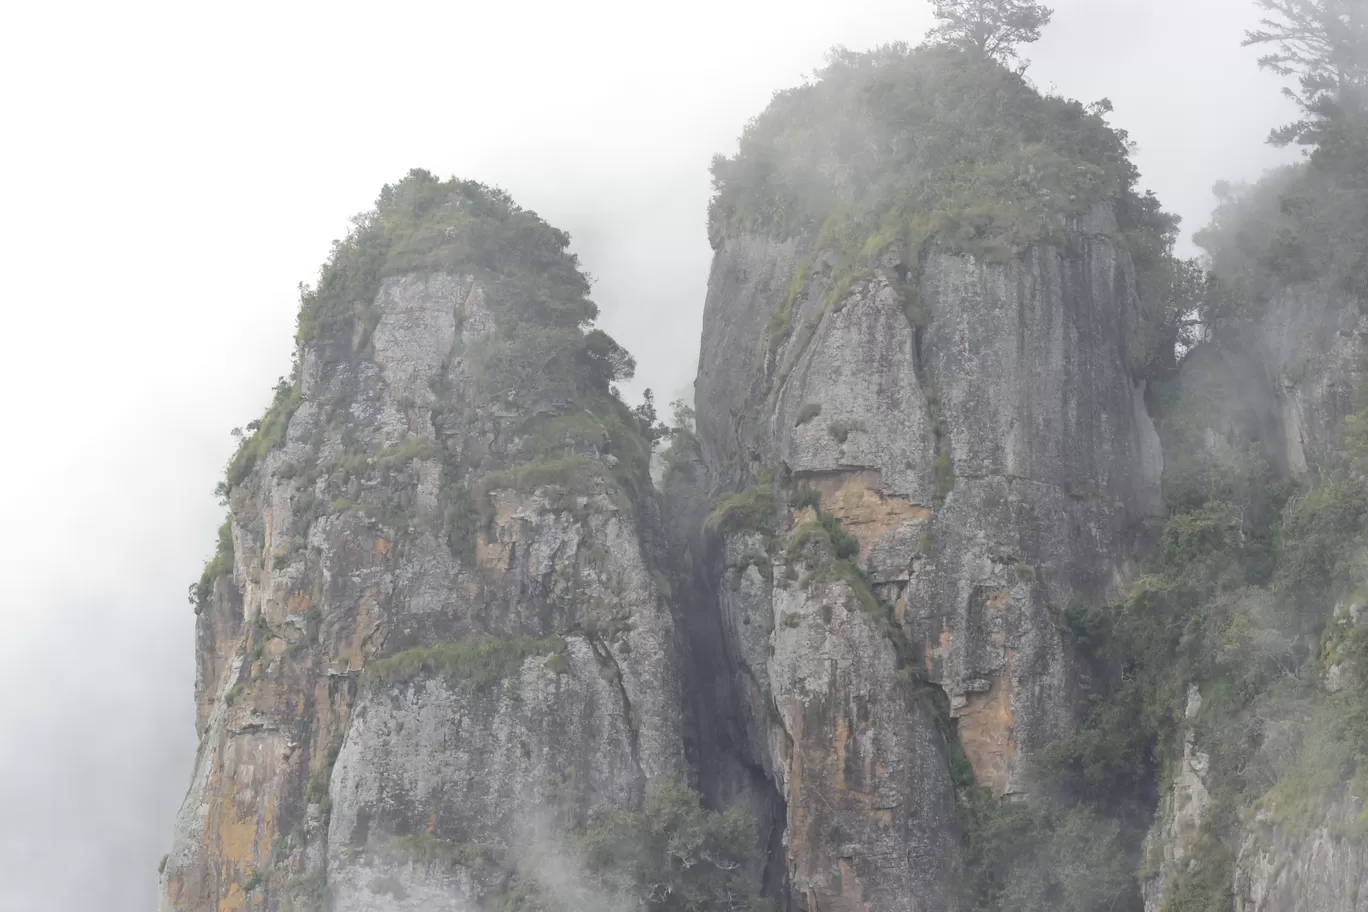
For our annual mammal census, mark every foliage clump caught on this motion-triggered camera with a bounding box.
[462,780,762,912]
[782,491,908,648]
[958,788,1134,912]
[364,636,569,691]
[218,375,303,500]
[381,835,504,870]
[1243,0,1368,149]
[575,779,763,912]
[711,45,1173,272]
[189,518,234,612]
[1196,2,1368,315]
[658,400,700,489]
[928,0,1054,64]
[704,477,776,538]
[709,43,1186,385]
[709,44,1149,251]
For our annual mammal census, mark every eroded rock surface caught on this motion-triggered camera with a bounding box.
[697,207,1163,797]
[160,178,684,911]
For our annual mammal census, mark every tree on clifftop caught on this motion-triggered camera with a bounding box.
[1244,0,1368,146]
[928,0,1054,63]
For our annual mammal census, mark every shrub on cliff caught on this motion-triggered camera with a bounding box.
[707,43,1185,376]
[363,636,569,690]
[577,779,762,912]
[708,44,1153,253]
[1193,0,1368,319]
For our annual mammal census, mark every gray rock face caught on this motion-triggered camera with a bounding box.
[1140,685,1212,912]
[696,213,1163,797]
[1169,282,1368,495]
[1258,284,1368,474]
[327,638,638,912]
[687,208,1164,907]
[1235,797,1368,912]
[160,269,685,911]
[1155,284,1368,908]
[720,531,961,912]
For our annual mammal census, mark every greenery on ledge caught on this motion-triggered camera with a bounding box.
[364,636,569,691]
[704,473,776,538]
[189,518,234,612]
[708,45,1144,252]
[474,455,610,526]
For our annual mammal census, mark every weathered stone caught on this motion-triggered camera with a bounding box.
[1259,283,1368,474]
[696,215,1163,804]
[1141,685,1213,912]
[327,638,638,911]
[1235,796,1368,912]
[161,261,685,911]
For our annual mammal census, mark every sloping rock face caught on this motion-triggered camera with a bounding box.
[1169,283,1368,488]
[1140,686,1212,912]
[1233,796,1368,912]
[696,209,1164,787]
[1259,284,1368,475]
[687,46,1169,911]
[1145,282,1368,912]
[159,175,684,912]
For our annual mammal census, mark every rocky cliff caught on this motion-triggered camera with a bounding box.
[160,173,699,912]
[1129,160,1368,912]
[682,44,1169,911]
[165,42,1368,912]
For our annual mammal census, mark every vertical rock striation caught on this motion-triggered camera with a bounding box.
[686,43,1167,912]
[160,173,685,911]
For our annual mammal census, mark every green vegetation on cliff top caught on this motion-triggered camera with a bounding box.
[959,376,1368,912]
[709,43,1188,380]
[215,170,641,502]
[709,44,1152,258]
[194,171,661,610]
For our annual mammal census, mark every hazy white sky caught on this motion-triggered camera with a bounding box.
[0,0,1294,907]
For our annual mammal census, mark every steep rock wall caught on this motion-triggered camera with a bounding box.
[1140,280,1368,912]
[696,205,1163,794]
[160,182,686,911]
[1259,284,1368,475]
[686,199,1164,908]
[1234,798,1368,912]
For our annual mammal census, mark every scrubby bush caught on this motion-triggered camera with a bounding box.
[364,636,569,690]
[189,518,234,612]
[577,779,762,912]
[705,480,775,537]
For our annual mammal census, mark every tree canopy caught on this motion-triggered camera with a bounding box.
[1244,0,1368,146]
[927,0,1054,63]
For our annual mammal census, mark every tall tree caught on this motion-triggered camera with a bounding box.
[1244,0,1368,146]
[928,0,1054,63]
